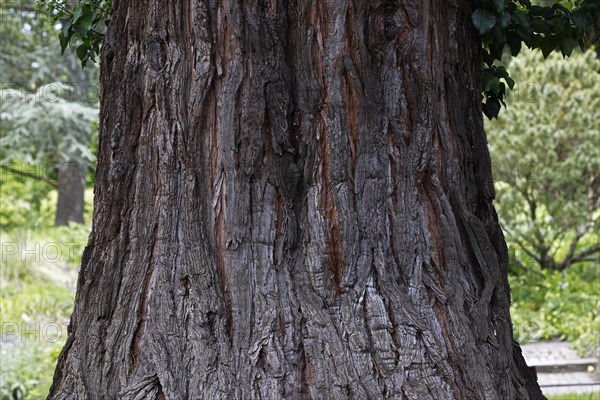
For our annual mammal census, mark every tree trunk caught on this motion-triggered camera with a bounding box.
[55,160,86,226]
[49,1,544,399]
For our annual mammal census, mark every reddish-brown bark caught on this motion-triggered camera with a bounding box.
[49,1,544,399]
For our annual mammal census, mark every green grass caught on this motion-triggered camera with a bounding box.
[0,170,91,398]
[1,224,88,399]
[547,393,600,400]
[0,282,73,333]
[0,341,64,400]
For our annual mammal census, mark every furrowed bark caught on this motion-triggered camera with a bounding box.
[49,1,544,399]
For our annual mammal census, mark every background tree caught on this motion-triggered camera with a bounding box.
[0,2,98,226]
[0,83,98,225]
[487,47,600,271]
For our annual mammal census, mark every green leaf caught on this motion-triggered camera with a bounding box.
[513,10,533,43]
[507,31,523,56]
[512,9,529,29]
[74,14,93,36]
[76,43,89,61]
[571,11,588,33]
[516,25,533,44]
[493,0,505,12]
[555,14,570,32]
[540,36,557,58]
[73,5,84,21]
[560,37,575,57]
[482,48,497,66]
[483,97,501,119]
[501,11,512,28]
[43,0,112,68]
[484,75,501,94]
[472,9,497,34]
[492,23,507,45]
[505,76,515,90]
[530,19,550,34]
[58,32,69,54]
[495,66,509,79]
[60,19,72,38]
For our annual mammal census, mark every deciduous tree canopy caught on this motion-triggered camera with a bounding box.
[487,47,600,270]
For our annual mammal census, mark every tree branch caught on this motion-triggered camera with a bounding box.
[0,164,58,187]
[558,243,600,270]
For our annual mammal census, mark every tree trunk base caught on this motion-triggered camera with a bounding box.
[49,1,545,399]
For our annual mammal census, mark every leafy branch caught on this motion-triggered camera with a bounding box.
[37,1,599,119]
[472,0,600,119]
[36,0,112,67]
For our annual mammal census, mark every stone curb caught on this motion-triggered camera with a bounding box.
[532,358,600,373]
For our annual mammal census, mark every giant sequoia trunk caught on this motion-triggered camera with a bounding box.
[50,1,544,399]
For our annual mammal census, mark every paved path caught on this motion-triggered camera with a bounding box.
[522,341,599,396]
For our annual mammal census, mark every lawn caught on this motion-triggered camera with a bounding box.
[547,392,600,400]
[0,226,85,399]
